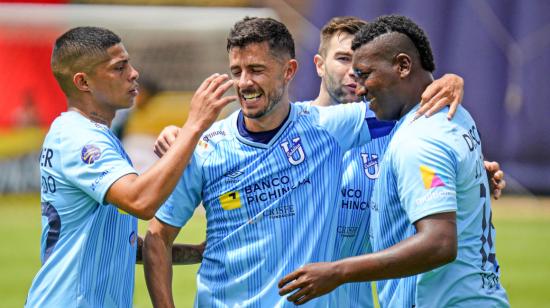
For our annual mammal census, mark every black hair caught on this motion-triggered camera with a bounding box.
[227,17,295,59]
[351,15,435,72]
[51,27,121,94]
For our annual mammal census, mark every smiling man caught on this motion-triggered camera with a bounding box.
[278,15,510,307]
[25,27,234,307]
[143,17,385,307]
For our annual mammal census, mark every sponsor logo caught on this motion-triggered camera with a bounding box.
[263,205,295,219]
[337,226,358,237]
[90,168,113,192]
[203,130,227,142]
[244,176,311,204]
[415,190,456,206]
[197,139,208,150]
[280,137,306,166]
[81,144,101,164]
[361,153,380,179]
[219,191,242,210]
[420,165,445,189]
[340,188,369,211]
[224,170,244,179]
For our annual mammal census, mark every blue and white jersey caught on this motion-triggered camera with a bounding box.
[371,105,509,308]
[26,111,138,308]
[156,103,371,307]
[295,102,394,308]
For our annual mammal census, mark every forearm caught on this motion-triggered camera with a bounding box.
[336,230,455,283]
[144,231,176,308]
[114,123,202,218]
[172,243,204,265]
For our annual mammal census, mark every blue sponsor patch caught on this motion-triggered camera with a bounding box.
[81,144,101,164]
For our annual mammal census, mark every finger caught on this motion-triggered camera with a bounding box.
[493,187,502,200]
[447,100,458,120]
[213,79,235,98]
[165,126,179,145]
[294,293,313,305]
[278,271,301,290]
[206,74,229,93]
[426,96,451,117]
[196,73,220,93]
[414,102,433,120]
[493,170,504,181]
[420,82,442,105]
[214,95,238,109]
[287,286,309,303]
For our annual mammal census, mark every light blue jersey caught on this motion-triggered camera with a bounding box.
[371,104,509,308]
[295,102,393,308]
[156,103,371,307]
[26,111,138,308]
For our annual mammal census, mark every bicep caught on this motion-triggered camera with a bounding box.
[104,173,138,212]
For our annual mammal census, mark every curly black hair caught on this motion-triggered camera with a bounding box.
[227,17,295,59]
[351,15,435,72]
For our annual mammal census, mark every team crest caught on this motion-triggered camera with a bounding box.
[361,153,380,179]
[81,144,101,164]
[280,137,306,166]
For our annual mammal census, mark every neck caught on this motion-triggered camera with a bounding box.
[243,99,291,132]
[399,71,434,119]
[312,83,340,107]
[67,97,115,127]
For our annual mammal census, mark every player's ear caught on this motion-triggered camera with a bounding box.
[395,53,412,78]
[73,72,91,92]
[313,54,325,78]
[284,59,298,83]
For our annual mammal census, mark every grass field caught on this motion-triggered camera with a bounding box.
[1,194,549,307]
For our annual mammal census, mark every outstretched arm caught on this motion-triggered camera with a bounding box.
[278,212,457,305]
[416,73,464,120]
[105,74,236,219]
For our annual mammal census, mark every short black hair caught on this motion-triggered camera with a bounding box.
[351,15,435,72]
[227,17,295,59]
[51,26,121,95]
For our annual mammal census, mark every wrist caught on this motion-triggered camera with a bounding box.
[180,122,204,139]
[333,260,349,286]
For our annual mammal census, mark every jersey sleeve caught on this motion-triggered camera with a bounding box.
[60,130,137,205]
[393,136,458,223]
[317,102,371,151]
[155,152,203,228]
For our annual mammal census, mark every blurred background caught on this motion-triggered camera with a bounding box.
[0,0,549,307]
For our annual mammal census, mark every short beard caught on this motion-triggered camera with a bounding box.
[243,83,285,119]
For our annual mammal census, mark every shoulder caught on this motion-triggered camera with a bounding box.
[194,111,238,158]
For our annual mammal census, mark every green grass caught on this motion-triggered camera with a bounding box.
[1,194,549,307]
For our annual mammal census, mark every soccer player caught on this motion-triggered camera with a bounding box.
[143,17,381,307]
[25,27,235,307]
[278,15,510,307]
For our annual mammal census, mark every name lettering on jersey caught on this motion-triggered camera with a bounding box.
[340,188,369,211]
[40,147,54,168]
[219,191,242,210]
[280,137,306,166]
[41,175,57,194]
[81,144,102,164]
[244,176,311,204]
[337,226,358,237]
[361,153,380,179]
[463,125,481,152]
